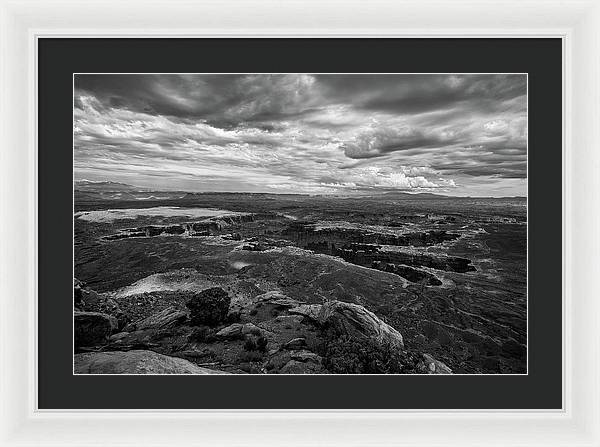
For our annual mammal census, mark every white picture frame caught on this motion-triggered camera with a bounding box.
[1,0,598,445]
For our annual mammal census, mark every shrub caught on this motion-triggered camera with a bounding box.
[248,326,262,336]
[243,337,257,351]
[186,287,231,326]
[243,334,268,353]
[239,350,264,363]
[188,325,216,343]
[320,334,420,374]
[256,335,268,352]
[226,311,241,323]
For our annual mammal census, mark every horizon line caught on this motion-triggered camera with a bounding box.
[73,180,526,200]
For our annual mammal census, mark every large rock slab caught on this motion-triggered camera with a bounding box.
[215,322,262,340]
[282,337,307,350]
[255,291,303,307]
[290,350,322,363]
[74,349,226,374]
[215,323,245,339]
[279,359,324,374]
[74,311,116,347]
[288,304,323,321]
[318,301,404,350]
[123,306,187,332]
[418,353,452,374]
[291,300,404,350]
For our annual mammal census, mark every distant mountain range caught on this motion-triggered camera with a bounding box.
[377,191,525,200]
[74,180,150,192]
[378,191,446,199]
[73,180,525,200]
[74,180,187,201]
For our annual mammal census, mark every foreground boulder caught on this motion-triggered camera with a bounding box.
[74,278,126,329]
[74,311,116,348]
[283,337,306,350]
[290,300,404,350]
[320,301,404,350]
[186,287,231,326]
[74,349,226,374]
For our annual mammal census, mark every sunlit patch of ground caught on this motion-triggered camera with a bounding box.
[74,206,248,223]
[230,261,253,270]
[112,269,217,297]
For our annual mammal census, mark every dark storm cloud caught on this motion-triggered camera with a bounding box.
[75,74,525,121]
[74,74,527,196]
[75,74,321,126]
[333,75,527,162]
[341,126,461,159]
[315,74,526,113]
[75,74,242,118]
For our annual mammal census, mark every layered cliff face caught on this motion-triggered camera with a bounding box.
[281,221,474,285]
[103,213,258,240]
[283,221,461,247]
[100,215,476,286]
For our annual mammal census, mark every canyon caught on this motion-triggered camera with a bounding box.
[74,191,527,374]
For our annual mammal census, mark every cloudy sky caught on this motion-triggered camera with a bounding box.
[74,74,527,196]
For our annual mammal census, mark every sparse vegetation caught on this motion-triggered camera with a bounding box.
[243,337,257,351]
[248,326,262,336]
[243,334,268,353]
[320,334,420,374]
[188,325,216,343]
[226,311,241,323]
[238,350,264,363]
[256,335,268,352]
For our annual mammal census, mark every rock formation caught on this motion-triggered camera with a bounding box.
[123,306,187,332]
[290,300,404,350]
[103,214,257,240]
[73,279,452,374]
[284,221,461,248]
[418,353,453,374]
[74,311,116,348]
[74,349,226,374]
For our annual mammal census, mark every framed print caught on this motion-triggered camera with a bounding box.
[1,0,600,446]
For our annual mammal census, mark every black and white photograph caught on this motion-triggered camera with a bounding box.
[73,73,527,375]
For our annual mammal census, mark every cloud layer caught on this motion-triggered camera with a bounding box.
[74,74,527,196]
